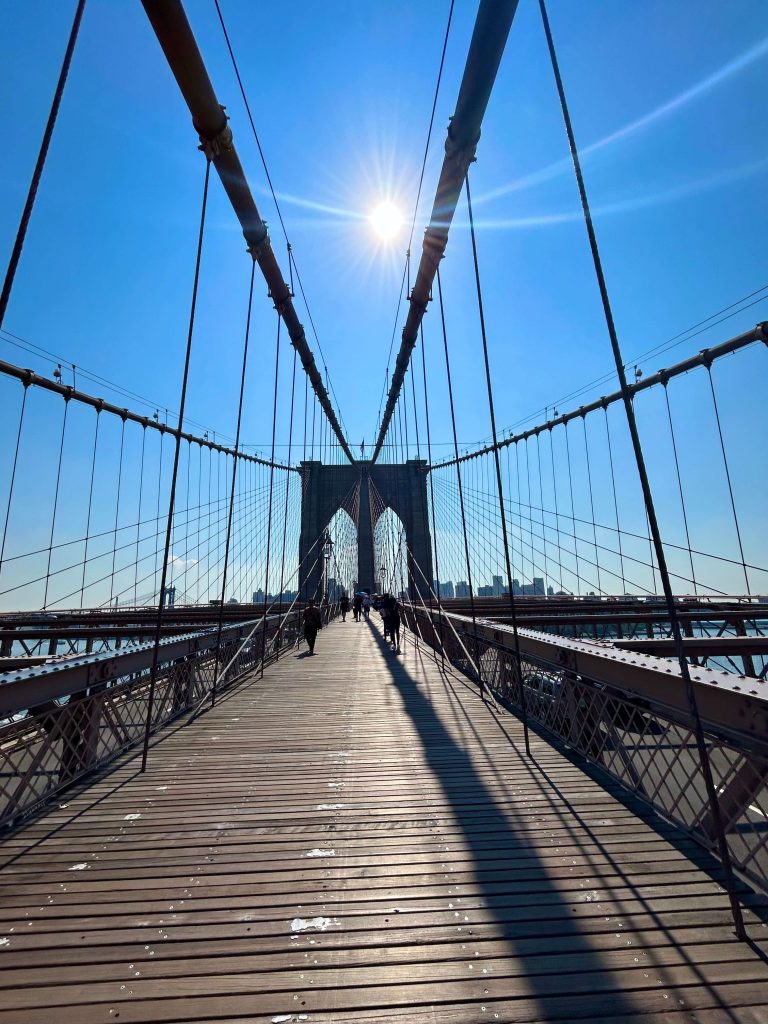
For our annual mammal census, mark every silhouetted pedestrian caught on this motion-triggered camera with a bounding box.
[390,598,401,652]
[302,599,323,655]
[353,594,363,621]
[340,595,350,622]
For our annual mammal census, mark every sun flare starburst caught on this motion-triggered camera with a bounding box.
[369,201,403,241]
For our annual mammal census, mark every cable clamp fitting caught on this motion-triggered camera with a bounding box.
[247,228,271,263]
[444,118,480,175]
[273,290,292,316]
[196,107,233,160]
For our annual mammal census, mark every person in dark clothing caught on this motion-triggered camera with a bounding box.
[381,594,401,651]
[353,594,363,622]
[389,599,401,652]
[380,594,393,642]
[339,595,350,622]
[302,599,323,654]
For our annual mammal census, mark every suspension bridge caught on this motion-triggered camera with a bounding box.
[1,0,767,1020]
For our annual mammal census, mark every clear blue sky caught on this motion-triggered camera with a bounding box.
[1,0,767,599]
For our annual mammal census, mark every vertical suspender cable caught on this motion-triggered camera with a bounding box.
[154,431,164,600]
[420,325,446,666]
[43,398,69,609]
[564,423,580,594]
[211,260,256,705]
[662,384,697,594]
[0,384,29,579]
[0,0,87,328]
[303,373,308,463]
[581,414,602,593]
[436,267,482,687]
[602,406,626,593]
[142,158,211,772]
[311,394,317,460]
[205,445,212,600]
[182,441,191,597]
[465,176,530,752]
[260,314,281,677]
[535,435,549,592]
[276,347,298,649]
[410,360,422,460]
[195,443,202,600]
[134,426,147,606]
[706,366,750,594]
[548,428,565,594]
[108,418,126,607]
[78,411,99,606]
[538,0,745,938]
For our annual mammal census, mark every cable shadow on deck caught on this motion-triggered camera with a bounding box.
[365,619,748,1021]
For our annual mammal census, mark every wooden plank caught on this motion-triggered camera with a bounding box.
[1,620,766,1023]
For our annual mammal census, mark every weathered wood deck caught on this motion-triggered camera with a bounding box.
[1,618,767,1023]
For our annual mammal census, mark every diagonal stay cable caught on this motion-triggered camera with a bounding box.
[211,260,256,705]
[141,157,211,773]
[538,0,745,938]
[212,0,349,444]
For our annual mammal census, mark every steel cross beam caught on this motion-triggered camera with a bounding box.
[371,0,521,463]
[141,0,354,465]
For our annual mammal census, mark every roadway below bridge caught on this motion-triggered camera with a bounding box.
[1,617,767,1022]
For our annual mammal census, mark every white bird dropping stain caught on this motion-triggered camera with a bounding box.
[123,813,142,821]
[305,849,335,858]
[290,917,337,933]
[69,863,88,871]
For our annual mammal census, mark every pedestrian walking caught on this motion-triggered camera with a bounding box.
[340,594,350,622]
[380,593,393,642]
[302,599,323,655]
[353,594,363,622]
[362,594,371,620]
[381,593,401,651]
[390,598,402,652]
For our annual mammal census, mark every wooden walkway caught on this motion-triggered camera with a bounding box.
[1,618,767,1023]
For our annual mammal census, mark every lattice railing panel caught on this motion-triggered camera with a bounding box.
[404,605,768,898]
[0,612,304,828]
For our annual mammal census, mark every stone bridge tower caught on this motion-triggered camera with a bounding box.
[298,460,432,599]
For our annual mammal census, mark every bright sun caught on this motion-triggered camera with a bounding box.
[370,201,403,241]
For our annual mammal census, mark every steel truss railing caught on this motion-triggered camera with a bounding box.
[403,604,768,898]
[0,609,309,830]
